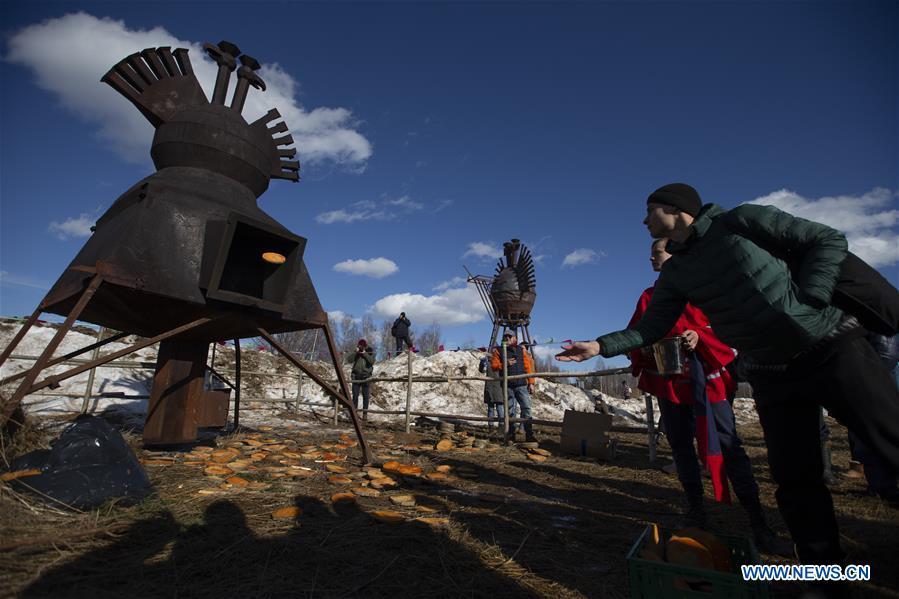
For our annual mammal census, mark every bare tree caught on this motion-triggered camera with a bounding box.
[270,329,328,361]
[361,314,378,354]
[416,323,443,355]
[378,319,395,360]
[340,314,362,355]
[530,348,561,374]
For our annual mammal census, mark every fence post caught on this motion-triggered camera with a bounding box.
[233,339,241,430]
[502,342,509,439]
[295,373,303,414]
[404,348,413,433]
[80,326,106,414]
[645,393,656,463]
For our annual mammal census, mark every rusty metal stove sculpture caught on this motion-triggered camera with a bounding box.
[0,42,372,461]
[467,239,537,348]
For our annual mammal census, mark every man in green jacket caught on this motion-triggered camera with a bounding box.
[557,183,899,567]
[347,339,375,419]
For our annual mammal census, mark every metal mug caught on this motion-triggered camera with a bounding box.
[652,336,687,375]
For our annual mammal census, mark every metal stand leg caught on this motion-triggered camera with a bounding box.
[233,339,241,431]
[1,274,103,429]
[0,306,43,369]
[487,321,500,352]
[259,327,372,464]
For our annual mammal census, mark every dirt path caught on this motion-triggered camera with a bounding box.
[1,416,897,598]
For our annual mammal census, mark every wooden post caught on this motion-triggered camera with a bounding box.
[143,340,208,445]
[80,326,106,414]
[233,339,241,430]
[331,350,338,426]
[645,393,656,463]
[404,348,413,433]
[296,372,303,414]
[502,341,510,438]
[309,329,319,361]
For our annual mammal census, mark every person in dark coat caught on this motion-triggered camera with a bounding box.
[346,339,374,418]
[391,312,413,354]
[557,182,899,569]
[629,237,790,554]
[479,354,505,431]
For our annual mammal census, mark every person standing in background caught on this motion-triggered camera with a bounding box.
[391,312,413,355]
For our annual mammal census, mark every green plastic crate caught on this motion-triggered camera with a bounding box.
[626,525,770,599]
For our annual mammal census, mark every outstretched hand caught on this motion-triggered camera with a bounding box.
[682,330,699,350]
[555,340,601,362]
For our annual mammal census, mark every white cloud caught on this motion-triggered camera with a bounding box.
[48,213,95,239]
[327,310,361,324]
[747,187,899,267]
[434,199,453,212]
[333,257,399,279]
[386,195,423,211]
[0,271,51,290]
[432,276,467,291]
[463,241,502,260]
[315,195,425,224]
[562,248,599,268]
[529,344,558,362]
[315,208,391,224]
[370,287,486,327]
[6,12,371,167]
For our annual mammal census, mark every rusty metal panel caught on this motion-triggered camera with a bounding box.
[196,390,230,428]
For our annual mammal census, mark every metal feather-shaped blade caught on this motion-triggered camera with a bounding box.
[515,246,536,292]
[101,46,208,127]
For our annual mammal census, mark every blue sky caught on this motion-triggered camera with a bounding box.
[1,1,896,367]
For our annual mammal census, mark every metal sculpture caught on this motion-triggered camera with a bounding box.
[466,239,537,348]
[0,42,372,461]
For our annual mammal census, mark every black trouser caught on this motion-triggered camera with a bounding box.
[749,334,899,563]
[395,335,412,353]
[352,383,370,417]
[657,396,761,510]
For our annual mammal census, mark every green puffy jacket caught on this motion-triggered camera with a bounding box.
[599,203,847,363]
[347,348,375,379]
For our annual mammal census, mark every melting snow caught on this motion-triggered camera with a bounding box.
[0,319,759,429]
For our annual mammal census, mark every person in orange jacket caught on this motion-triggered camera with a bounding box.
[491,330,537,441]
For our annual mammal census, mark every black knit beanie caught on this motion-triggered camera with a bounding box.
[646,183,702,217]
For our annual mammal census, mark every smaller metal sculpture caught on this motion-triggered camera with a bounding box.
[466,239,537,348]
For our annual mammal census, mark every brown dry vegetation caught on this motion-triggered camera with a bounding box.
[1,415,898,599]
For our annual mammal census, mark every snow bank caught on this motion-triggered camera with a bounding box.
[0,319,759,427]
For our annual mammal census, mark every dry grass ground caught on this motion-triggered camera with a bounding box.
[1,414,897,599]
